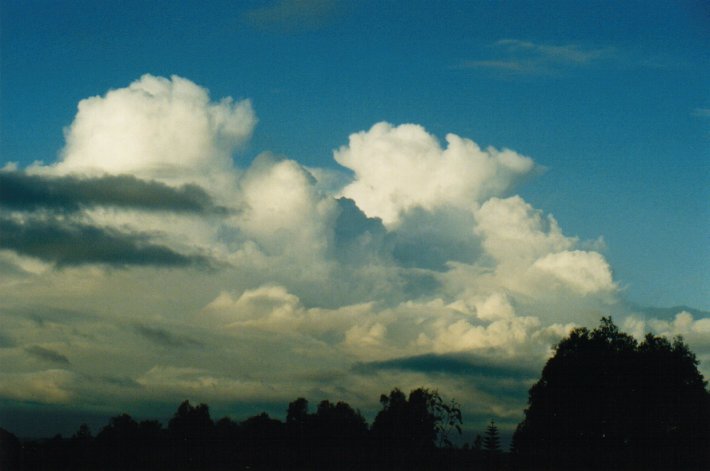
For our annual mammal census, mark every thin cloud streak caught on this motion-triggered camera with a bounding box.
[457,39,614,76]
[25,346,71,365]
[133,324,204,349]
[495,39,611,64]
[243,0,346,33]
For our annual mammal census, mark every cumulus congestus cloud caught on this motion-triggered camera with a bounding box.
[2,73,705,436]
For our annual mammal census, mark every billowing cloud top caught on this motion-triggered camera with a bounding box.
[335,122,535,226]
[43,74,255,190]
[1,74,706,438]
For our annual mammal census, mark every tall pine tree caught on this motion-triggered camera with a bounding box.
[483,420,501,453]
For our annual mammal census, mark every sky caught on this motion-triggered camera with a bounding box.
[1,0,709,441]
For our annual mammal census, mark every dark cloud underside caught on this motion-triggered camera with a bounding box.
[133,324,204,349]
[353,353,536,379]
[0,171,224,214]
[0,217,208,268]
[25,345,71,365]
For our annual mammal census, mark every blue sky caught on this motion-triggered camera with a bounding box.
[0,0,708,438]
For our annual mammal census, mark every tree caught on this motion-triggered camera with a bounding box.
[168,400,214,468]
[286,397,309,428]
[371,387,462,454]
[72,423,92,440]
[312,399,368,444]
[96,414,140,468]
[168,400,213,442]
[473,434,483,451]
[0,428,21,470]
[483,420,501,453]
[513,317,710,470]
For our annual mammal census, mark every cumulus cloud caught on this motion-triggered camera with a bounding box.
[3,73,679,439]
[475,196,571,264]
[335,122,535,226]
[236,154,338,259]
[532,250,615,295]
[40,74,255,193]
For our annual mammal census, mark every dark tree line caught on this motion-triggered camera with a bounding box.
[2,318,709,470]
[2,388,488,470]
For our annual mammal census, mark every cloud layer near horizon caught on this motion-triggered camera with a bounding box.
[1,74,707,435]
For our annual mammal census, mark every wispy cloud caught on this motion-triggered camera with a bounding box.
[133,324,204,349]
[25,346,71,365]
[457,39,613,76]
[495,39,609,64]
[243,0,346,33]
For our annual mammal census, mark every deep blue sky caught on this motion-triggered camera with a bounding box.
[2,0,708,309]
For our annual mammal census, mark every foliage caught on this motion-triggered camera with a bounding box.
[371,387,462,451]
[513,317,710,470]
[482,420,501,453]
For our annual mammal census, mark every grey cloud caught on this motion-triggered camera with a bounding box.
[25,345,71,365]
[0,171,226,214]
[353,353,537,405]
[333,197,389,265]
[92,375,143,390]
[3,305,97,327]
[0,332,16,348]
[0,217,209,268]
[389,206,482,271]
[133,324,204,349]
[353,353,536,381]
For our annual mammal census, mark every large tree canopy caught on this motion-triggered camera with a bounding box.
[513,317,710,470]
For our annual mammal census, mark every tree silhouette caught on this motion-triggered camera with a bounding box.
[473,433,483,451]
[371,387,462,468]
[240,412,287,467]
[7,389,472,470]
[482,419,502,470]
[483,420,501,453]
[513,317,710,470]
[0,428,21,470]
[168,400,214,468]
[96,413,140,468]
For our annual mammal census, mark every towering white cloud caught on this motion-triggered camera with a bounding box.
[6,74,691,440]
[335,122,535,226]
[44,74,255,191]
